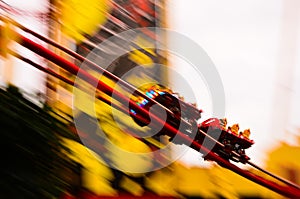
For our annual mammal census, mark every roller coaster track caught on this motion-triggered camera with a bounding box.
[1,16,300,198]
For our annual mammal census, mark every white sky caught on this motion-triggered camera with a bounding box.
[0,0,49,98]
[167,0,300,167]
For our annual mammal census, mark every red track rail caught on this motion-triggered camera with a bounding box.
[13,32,300,198]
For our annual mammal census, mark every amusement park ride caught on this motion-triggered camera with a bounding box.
[1,15,300,198]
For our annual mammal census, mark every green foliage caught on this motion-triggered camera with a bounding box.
[0,85,77,198]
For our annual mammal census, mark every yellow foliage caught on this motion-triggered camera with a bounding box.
[119,176,144,196]
[128,36,156,66]
[97,95,154,175]
[73,73,154,176]
[128,48,154,66]
[62,138,116,195]
[145,167,180,197]
[0,20,18,58]
[59,0,111,42]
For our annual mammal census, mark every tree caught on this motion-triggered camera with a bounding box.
[0,85,78,198]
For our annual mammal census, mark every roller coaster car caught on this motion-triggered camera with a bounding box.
[129,84,201,137]
[198,118,254,163]
[129,84,254,163]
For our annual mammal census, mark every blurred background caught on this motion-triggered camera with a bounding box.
[0,0,300,198]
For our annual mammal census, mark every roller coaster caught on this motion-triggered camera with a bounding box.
[1,15,300,198]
